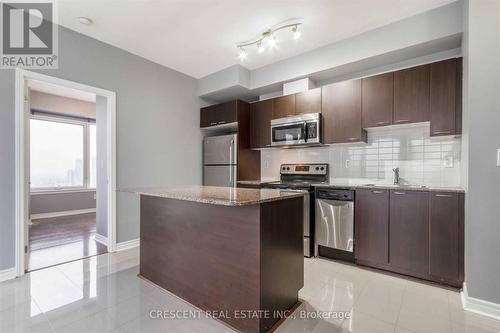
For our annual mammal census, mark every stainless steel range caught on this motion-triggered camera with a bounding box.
[262,163,329,257]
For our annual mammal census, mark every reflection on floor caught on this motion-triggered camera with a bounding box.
[28,213,107,271]
[2,248,499,333]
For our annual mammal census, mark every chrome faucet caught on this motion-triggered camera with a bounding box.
[392,167,400,185]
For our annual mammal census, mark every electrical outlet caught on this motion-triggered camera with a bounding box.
[444,156,454,168]
[94,193,97,200]
[345,160,351,168]
[497,149,500,167]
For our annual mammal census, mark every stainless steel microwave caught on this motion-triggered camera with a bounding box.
[271,113,321,147]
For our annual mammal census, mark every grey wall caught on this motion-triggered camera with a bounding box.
[0,25,202,270]
[30,191,96,215]
[463,0,500,304]
[95,95,107,238]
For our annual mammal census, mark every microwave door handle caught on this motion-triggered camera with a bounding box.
[303,122,308,142]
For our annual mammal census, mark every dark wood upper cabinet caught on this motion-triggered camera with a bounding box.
[322,80,367,144]
[354,189,389,266]
[394,64,430,125]
[200,104,216,128]
[455,58,463,134]
[200,101,237,128]
[362,73,394,128]
[272,94,295,119]
[295,88,321,115]
[429,192,464,287]
[389,190,430,279]
[430,58,457,136]
[250,99,273,149]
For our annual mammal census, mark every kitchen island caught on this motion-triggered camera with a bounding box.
[125,185,305,333]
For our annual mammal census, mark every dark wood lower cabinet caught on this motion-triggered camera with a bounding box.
[429,192,464,287]
[354,188,464,287]
[389,190,430,279]
[354,189,389,266]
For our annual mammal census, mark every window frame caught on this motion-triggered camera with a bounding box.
[30,113,96,193]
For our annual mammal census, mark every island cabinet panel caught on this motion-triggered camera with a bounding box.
[250,99,273,149]
[259,197,304,332]
[361,73,394,128]
[139,195,304,333]
[430,58,458,136]
[272,94,296,119]
[200,100,238,127]
[322,79,367,144]
[429,192,464,287]
[295,88,322,115]
[389,190,430,279]
[393,64,430,125]
[354,189,390,266]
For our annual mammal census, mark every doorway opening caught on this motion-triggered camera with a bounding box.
[15,70,116,275]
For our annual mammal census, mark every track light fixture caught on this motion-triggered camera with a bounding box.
[236,20,303,60]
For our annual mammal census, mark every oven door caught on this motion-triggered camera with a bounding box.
[271,122,307,146]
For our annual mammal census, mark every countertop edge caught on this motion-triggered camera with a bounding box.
[119,189,306,206]
[312,183,465,193]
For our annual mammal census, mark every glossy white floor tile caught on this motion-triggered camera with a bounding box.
[1,249,499,333]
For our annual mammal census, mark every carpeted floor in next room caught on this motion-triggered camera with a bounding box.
[28,212,107,271]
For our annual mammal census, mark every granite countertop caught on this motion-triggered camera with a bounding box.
[120,185,305,206]
[313,181,465,193]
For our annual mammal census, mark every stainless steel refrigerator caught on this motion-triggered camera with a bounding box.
[203,134,237,187]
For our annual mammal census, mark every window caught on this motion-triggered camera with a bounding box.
[30,116,96,191]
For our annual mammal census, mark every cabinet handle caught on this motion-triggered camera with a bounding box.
[432,130,452,135]
[372,190,384,194]
[209,122,217,126]
[435,194,453,197]
[217,121,226,125]
[376,121,390,126]
[394,119,410,124]
[348,137,359,141]
[393,191,405,195]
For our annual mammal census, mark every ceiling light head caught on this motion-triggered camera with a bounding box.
[78,17,93,25]
[266,34,277,48]
[238,47,247,60]
[292,25,301,40]
[257,42,265,54]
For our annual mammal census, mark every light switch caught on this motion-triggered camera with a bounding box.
[497,149,500,167]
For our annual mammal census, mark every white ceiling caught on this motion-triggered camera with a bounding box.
[57,0,457,79]
[28,80,96,102]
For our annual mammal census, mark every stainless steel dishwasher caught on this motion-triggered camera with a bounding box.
[315,188,355,261]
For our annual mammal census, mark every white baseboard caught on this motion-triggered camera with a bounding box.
[94,233,108,246]
[0,267,17,283]
[31,208,96,220]
[116,238,140,252]
[462,283,500,321]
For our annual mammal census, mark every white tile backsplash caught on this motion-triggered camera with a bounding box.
[261,123,462,187]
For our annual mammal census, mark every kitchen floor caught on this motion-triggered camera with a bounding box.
[28,213,107,271]
[1,248,499,333]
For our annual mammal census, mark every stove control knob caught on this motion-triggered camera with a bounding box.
[320,167,325,171]
[315,167,319,171]
[287,167,290,171]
